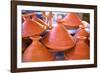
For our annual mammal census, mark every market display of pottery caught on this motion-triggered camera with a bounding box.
[22,12,90,62]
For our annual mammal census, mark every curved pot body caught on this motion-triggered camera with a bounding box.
[22,36,54,62]
[42,23,75,51]
[22,15,46,38]
[64,36,90,60]
[74,25,89,45]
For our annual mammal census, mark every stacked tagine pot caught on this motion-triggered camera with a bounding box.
[74,21,90,45]
[64,36,90,60]
[23,36,55,62]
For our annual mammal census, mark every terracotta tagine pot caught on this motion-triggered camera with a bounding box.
[74,24,89,44]
[22,15,46,38]
[74,21,89,37]
[22,36,55,62]
[58,13,81,29]
[42,22,75,51]
[64,36,90,60]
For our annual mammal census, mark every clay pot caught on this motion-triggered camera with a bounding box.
[64,36,90,60]
[22,36,54,62]
[42,22,75,51]
[22,15,46,38]
[57,13,81,29]
[74,27,89,38]
[74,24,89,44]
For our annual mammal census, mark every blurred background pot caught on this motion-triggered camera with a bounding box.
[57,13,81,29]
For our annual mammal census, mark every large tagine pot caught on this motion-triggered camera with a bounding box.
[64,36,90,60]
[42,22,75,51]
[22,15,46,38]
[22,36,55,62]
[57,13,81,29]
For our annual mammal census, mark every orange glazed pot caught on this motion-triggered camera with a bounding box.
[58,13,81,29]
[22,36,55,62]
[64,36,90,60]
[42,22,75,51]
[22,15,46,38]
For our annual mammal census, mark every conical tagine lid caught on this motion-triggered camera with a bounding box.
[74,24,89,38]
[22,15,46,38]
[42,22,75,51]
[22,36,54,62]
[59,13,81,29]
[64,36,90,60]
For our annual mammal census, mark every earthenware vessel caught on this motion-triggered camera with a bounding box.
[64,36,90,60]
[57,13,81,29]
[22,15,46,37]
[23,36,55,62]
[42,22,75,51]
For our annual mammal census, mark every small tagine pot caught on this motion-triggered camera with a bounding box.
[74,24,89,45]
[22,15,46,38]
[22,36,55,62]
[64,36,90,60]
[58,13,81,29]
[42,22,75,51]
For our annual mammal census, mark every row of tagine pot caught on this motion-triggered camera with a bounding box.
[22,12,90,62]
